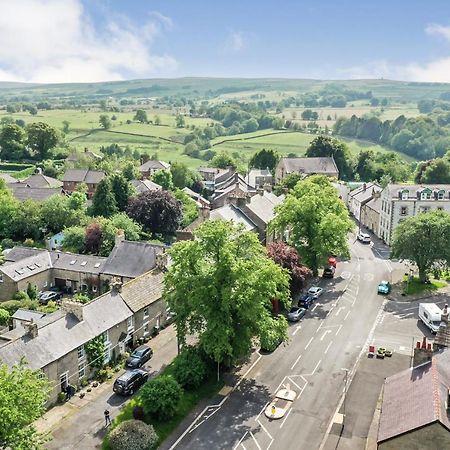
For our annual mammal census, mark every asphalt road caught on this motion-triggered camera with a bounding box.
[172,236,393,450]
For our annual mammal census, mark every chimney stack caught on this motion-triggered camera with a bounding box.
[111,277,123,293]
[199,206,210,220]
[115,229,125,247]
[413,337,433,367]
[156,251,168,272]
[25,319,38,338]
[442,304,449,324]
[62,300,84,322]
[257,187,264,196]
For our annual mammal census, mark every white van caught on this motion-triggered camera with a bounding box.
[357,231,371,244]
[418,303,443,334]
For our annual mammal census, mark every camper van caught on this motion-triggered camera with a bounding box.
[418,303,443,334]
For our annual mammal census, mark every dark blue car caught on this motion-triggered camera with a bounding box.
[298,294,314,309]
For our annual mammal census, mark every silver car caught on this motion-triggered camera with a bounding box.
[287,307,307,322]
[307,286,324,299]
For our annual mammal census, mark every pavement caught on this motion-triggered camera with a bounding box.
[39,324,180,449]
[166,235,399,450]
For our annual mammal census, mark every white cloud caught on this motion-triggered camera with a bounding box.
[0,0,177,83]
[425,23,450,42]
[225,31,245,52]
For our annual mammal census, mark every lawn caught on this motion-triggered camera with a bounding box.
[403,276,447,296]
[102,364,224,449]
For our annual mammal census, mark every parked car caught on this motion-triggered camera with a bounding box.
[126,345,153,368]
[298,294,314,309]
[287,307,307,322]
[357,231,371,244]
[113,369,148,396]
[328,256,337,268]
[323,266,335,278]
[377,280,391,295]
[307,286,324,299]
[38,290,62,304]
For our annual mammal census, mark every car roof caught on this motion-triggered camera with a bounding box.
[309,287,321,291]
[117,369,145,380]
[134,345,150,352]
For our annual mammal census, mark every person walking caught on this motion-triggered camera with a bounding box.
[104,409,111,427]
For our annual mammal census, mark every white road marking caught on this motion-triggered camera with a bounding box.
[290,354,302,370]
[279,408,293,429]
[316,323,323,333]
[312,304,319,312]
[304,337,314,350]
[320,330,331,341]
[335,324,343,336]
[344,311,350,321]
[292,324,302,336]
[324,341,333,354]
[312,359,321,375]
[233,432,248,450]
[335,306,345,316]
[256,402,269,421]
[235,353,262,390]
[250,431,262,450]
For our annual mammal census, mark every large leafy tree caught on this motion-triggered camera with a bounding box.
[267,241,312,293]
[127,190,182,236]
[11,200,43,241]
[270,175,353,275]
[416,158,450,184]
[110,174,132,212]
[164,220,291,370]
[40,194,86,234]
[305,135,354,180]
[133,109,148,123]
[170,162,199,189]
[0,183,19,240]
[391,210,450,282]
[26,122,58,159]
[0,123,27,160]
[91,178,118,218]
[0,358,50,450]
[152,169,174,191]
[249,148,280,171]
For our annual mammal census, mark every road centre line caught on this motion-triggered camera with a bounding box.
[312,304,319,312]
[305,337,314,350]
[312,359,321,375]
[324,341,333,354]
[335,306,345,316]
[292,325,301,336]
[250,431,262,450]
[290,354,302,370]
[320,330,331,341]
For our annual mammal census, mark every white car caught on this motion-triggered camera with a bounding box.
[308,286,324,299]
[357,231,371,244]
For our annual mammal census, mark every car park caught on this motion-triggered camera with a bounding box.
[377,280,391,295]
[126,345,153,368]
[113,369,148,396]
[357,231,371,244]
[38,290,62,304]
[287,306,306,322]
[298,294,314,309]
[307,286,324,299]
[323,266,335,278]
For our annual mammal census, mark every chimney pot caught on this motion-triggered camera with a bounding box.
[422,336,427,349]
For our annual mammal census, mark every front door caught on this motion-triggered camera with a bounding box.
[60,371,68,392]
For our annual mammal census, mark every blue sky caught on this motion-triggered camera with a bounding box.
[2,0,450,82]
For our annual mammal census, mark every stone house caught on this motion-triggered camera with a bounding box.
[138,160,170,179]
[21,173,63,189]
[361,194,381,235]
[62,169,105,199]
[211,172,257,209]
[348,182,382,222]
[131,179,162,194]
[247,169,273,189]
[275,157,339,183]
[8,184,64,202]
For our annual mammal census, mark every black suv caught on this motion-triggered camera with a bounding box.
[126,345,153,368]
[323,266,335,278]
[113,369,148,396]
[298,294,314,309]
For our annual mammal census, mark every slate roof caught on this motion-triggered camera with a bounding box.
[12,309,46,322]
[378,350,450,443]
[349,182,382,204]
[8,184,63,202]
[244,191,283,224]
[385,183,450,200]
[4,246,46,262]
[21,174,63,188]
[62,169,105,184]
[102,241,165,278]
[247,169,273,188]
[131,179,162,194]
[364,196,381,213]
[0,252,53,282]
[210,205,257,231]
[0,173,17,183]
[50,252,106,275]
[120,270,165,313]
[139,160,170,172]
[0,291,132,370]
[280,157,339,176]
[182,187,210,207]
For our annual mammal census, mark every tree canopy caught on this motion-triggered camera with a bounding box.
[391,210,450,282]
[133,109,148,123]
[164,220,291,368]
[270,175,353,275]
[249,148,280,171]
[26,122,58,159]
[91,178,118,218]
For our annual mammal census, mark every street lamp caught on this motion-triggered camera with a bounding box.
[341,368,349,429]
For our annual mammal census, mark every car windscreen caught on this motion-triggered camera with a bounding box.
[133,349,146,357]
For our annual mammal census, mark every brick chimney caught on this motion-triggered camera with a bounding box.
[111,277,123,293]
[156,251,168,271]
[24,319,38,338]
[62,300,84,322]
[413,337,433,367]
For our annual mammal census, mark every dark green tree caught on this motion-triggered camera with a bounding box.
[110,174,132,212]
[175,114,185,128]
[249,148,280,171]
[99,114,111,130]
[170,162,199,189]
[0,124,26,160]
[152,169,174,190]
[26,122,58,159]
[91,178,118,217]
[133,109,148,123]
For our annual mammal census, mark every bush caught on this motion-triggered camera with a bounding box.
[140,375,183,421]
[1,299,38,315]
[0,308,10,326]
[57,392,66,403]
[13,291,30,301]
[172,346,207,390]
[132,406,145,421]
[96,369,109,382]
[109,420,158,450]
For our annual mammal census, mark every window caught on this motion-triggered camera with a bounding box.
[103,330,109,343]
[437,191,445,200]
[37,370,46,380]
[92,285,97,293]
[400,206,408,216]
[420,206,431,213]
[144,323,149,336]
[77,345,85,360]
[143,307,149,319]
[437,207,444,211]
[0,274,3,283]
[43,281,48,287]
[401,190,408,200]
[78,362,85,379]
[421,190,432,200]
[127,317,134,332]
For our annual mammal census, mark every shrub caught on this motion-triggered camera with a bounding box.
[0,308,10,326]
[109,420,158,450]
[132,405,145,421]
[172,346,207,390]
[57,392,66,403]
[13,291,30,301]
[96,369,109,382]
[140,375,183,421]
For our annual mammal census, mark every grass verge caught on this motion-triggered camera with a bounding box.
[403,276,447,295]
[102,363,224,449]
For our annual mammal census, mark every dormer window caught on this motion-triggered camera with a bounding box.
[420,189,432,200]
[437,190,445,200]
[401,190,408,200]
